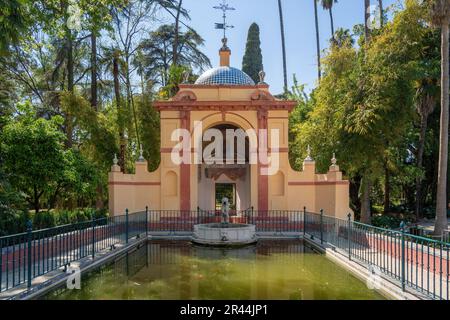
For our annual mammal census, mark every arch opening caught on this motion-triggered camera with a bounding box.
[197,123,252,212]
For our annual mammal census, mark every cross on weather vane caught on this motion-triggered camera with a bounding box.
[213,0,235,41]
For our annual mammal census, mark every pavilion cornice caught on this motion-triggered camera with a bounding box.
[154,100,297,112]
[178,84,270,90]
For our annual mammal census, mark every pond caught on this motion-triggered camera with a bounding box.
[44,240,385,300]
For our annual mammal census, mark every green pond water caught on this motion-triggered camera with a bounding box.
[45,240,385,300]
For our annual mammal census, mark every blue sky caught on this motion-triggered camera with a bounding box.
[162,0,401,94]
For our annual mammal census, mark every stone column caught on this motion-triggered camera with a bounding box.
[257,108,269,214]
[180,110,191,214]
[108,155,123,216]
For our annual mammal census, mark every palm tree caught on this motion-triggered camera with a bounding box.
[277,0,288,93]
[91,32,98,111]
[172,0,184,66]
[333,28,354,48]
[314,0,321,80]
[415,81,436,220]
[364,0,371,43]
[378,0,384,27]
[360,0,372,224]
[320,0,338,41]
[431,0,450,236]
[100,47,127,173]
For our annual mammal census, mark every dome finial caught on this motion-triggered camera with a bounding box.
[221,37,229,51]
[219,38,231,67]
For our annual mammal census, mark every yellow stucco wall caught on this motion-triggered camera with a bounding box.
[108,86,353,219]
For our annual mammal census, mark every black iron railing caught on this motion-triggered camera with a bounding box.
[147,208,303,235]
[0,210,146,293]
[304,211,449,301]
[1,207,448,300]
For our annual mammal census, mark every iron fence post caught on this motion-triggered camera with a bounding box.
[145,206,149,238]
[400,221,406,292]
[197,206,200,225]
[251,206,254,224]
[347,213,352,261]
[26,220,32,290]
[126,209,129,244]
[320,209,324,245]
[303,207,306,236]
[92,215,95,259]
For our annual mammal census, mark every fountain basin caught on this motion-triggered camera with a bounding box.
[192,223,257,246]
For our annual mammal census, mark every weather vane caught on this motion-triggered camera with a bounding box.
[213,0,235,41]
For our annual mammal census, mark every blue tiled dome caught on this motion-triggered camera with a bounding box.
[195,67,255,86]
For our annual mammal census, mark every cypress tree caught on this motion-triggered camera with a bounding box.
[242,23,263,84]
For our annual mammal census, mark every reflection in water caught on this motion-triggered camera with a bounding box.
[45,240,385,300]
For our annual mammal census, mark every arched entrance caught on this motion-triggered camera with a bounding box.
[197,124,252,211]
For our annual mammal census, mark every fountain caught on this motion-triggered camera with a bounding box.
[192,198,257,247]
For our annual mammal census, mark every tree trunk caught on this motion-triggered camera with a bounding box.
[96,184,104,210]
[278,0,288,93]
[90,31,104,209]
[67,32,74,92]
[91,32,98,111]
[364,0,371,44]
[360,175,372,224]
[125,56,141,147]
[172,0,183,66]
[434,23,449,236]
[383,162,390,214]
[113,51,126,173]
[65,27,74,148]
[415,113,429,220]
[350,176,362,214]
[378,0,384,27]
[314,0,321,81]
[329,7,335,41]
[33,186,40,214]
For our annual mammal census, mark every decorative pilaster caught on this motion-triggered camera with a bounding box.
[180,110,191,212]
[258,108,269,213]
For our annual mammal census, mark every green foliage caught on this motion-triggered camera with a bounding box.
[31,208,109,231]
[60,92,118,169]
[79,0,127,33]
[333,28,354,48]
[57,149,99,205]
[1,104,67,212]
[0,168,29,236]
[158,64,193,99]
[242,23,264,84]
[0,0,31,55]
[320,0,338,11]
[0,66,17,125]
[137,95,161,171]
[290,0,437,219]
[288,75,313,170]
[0,0,444,232]
[1,100,104,213]
[372,215,402,229]
[138,24,211,87]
